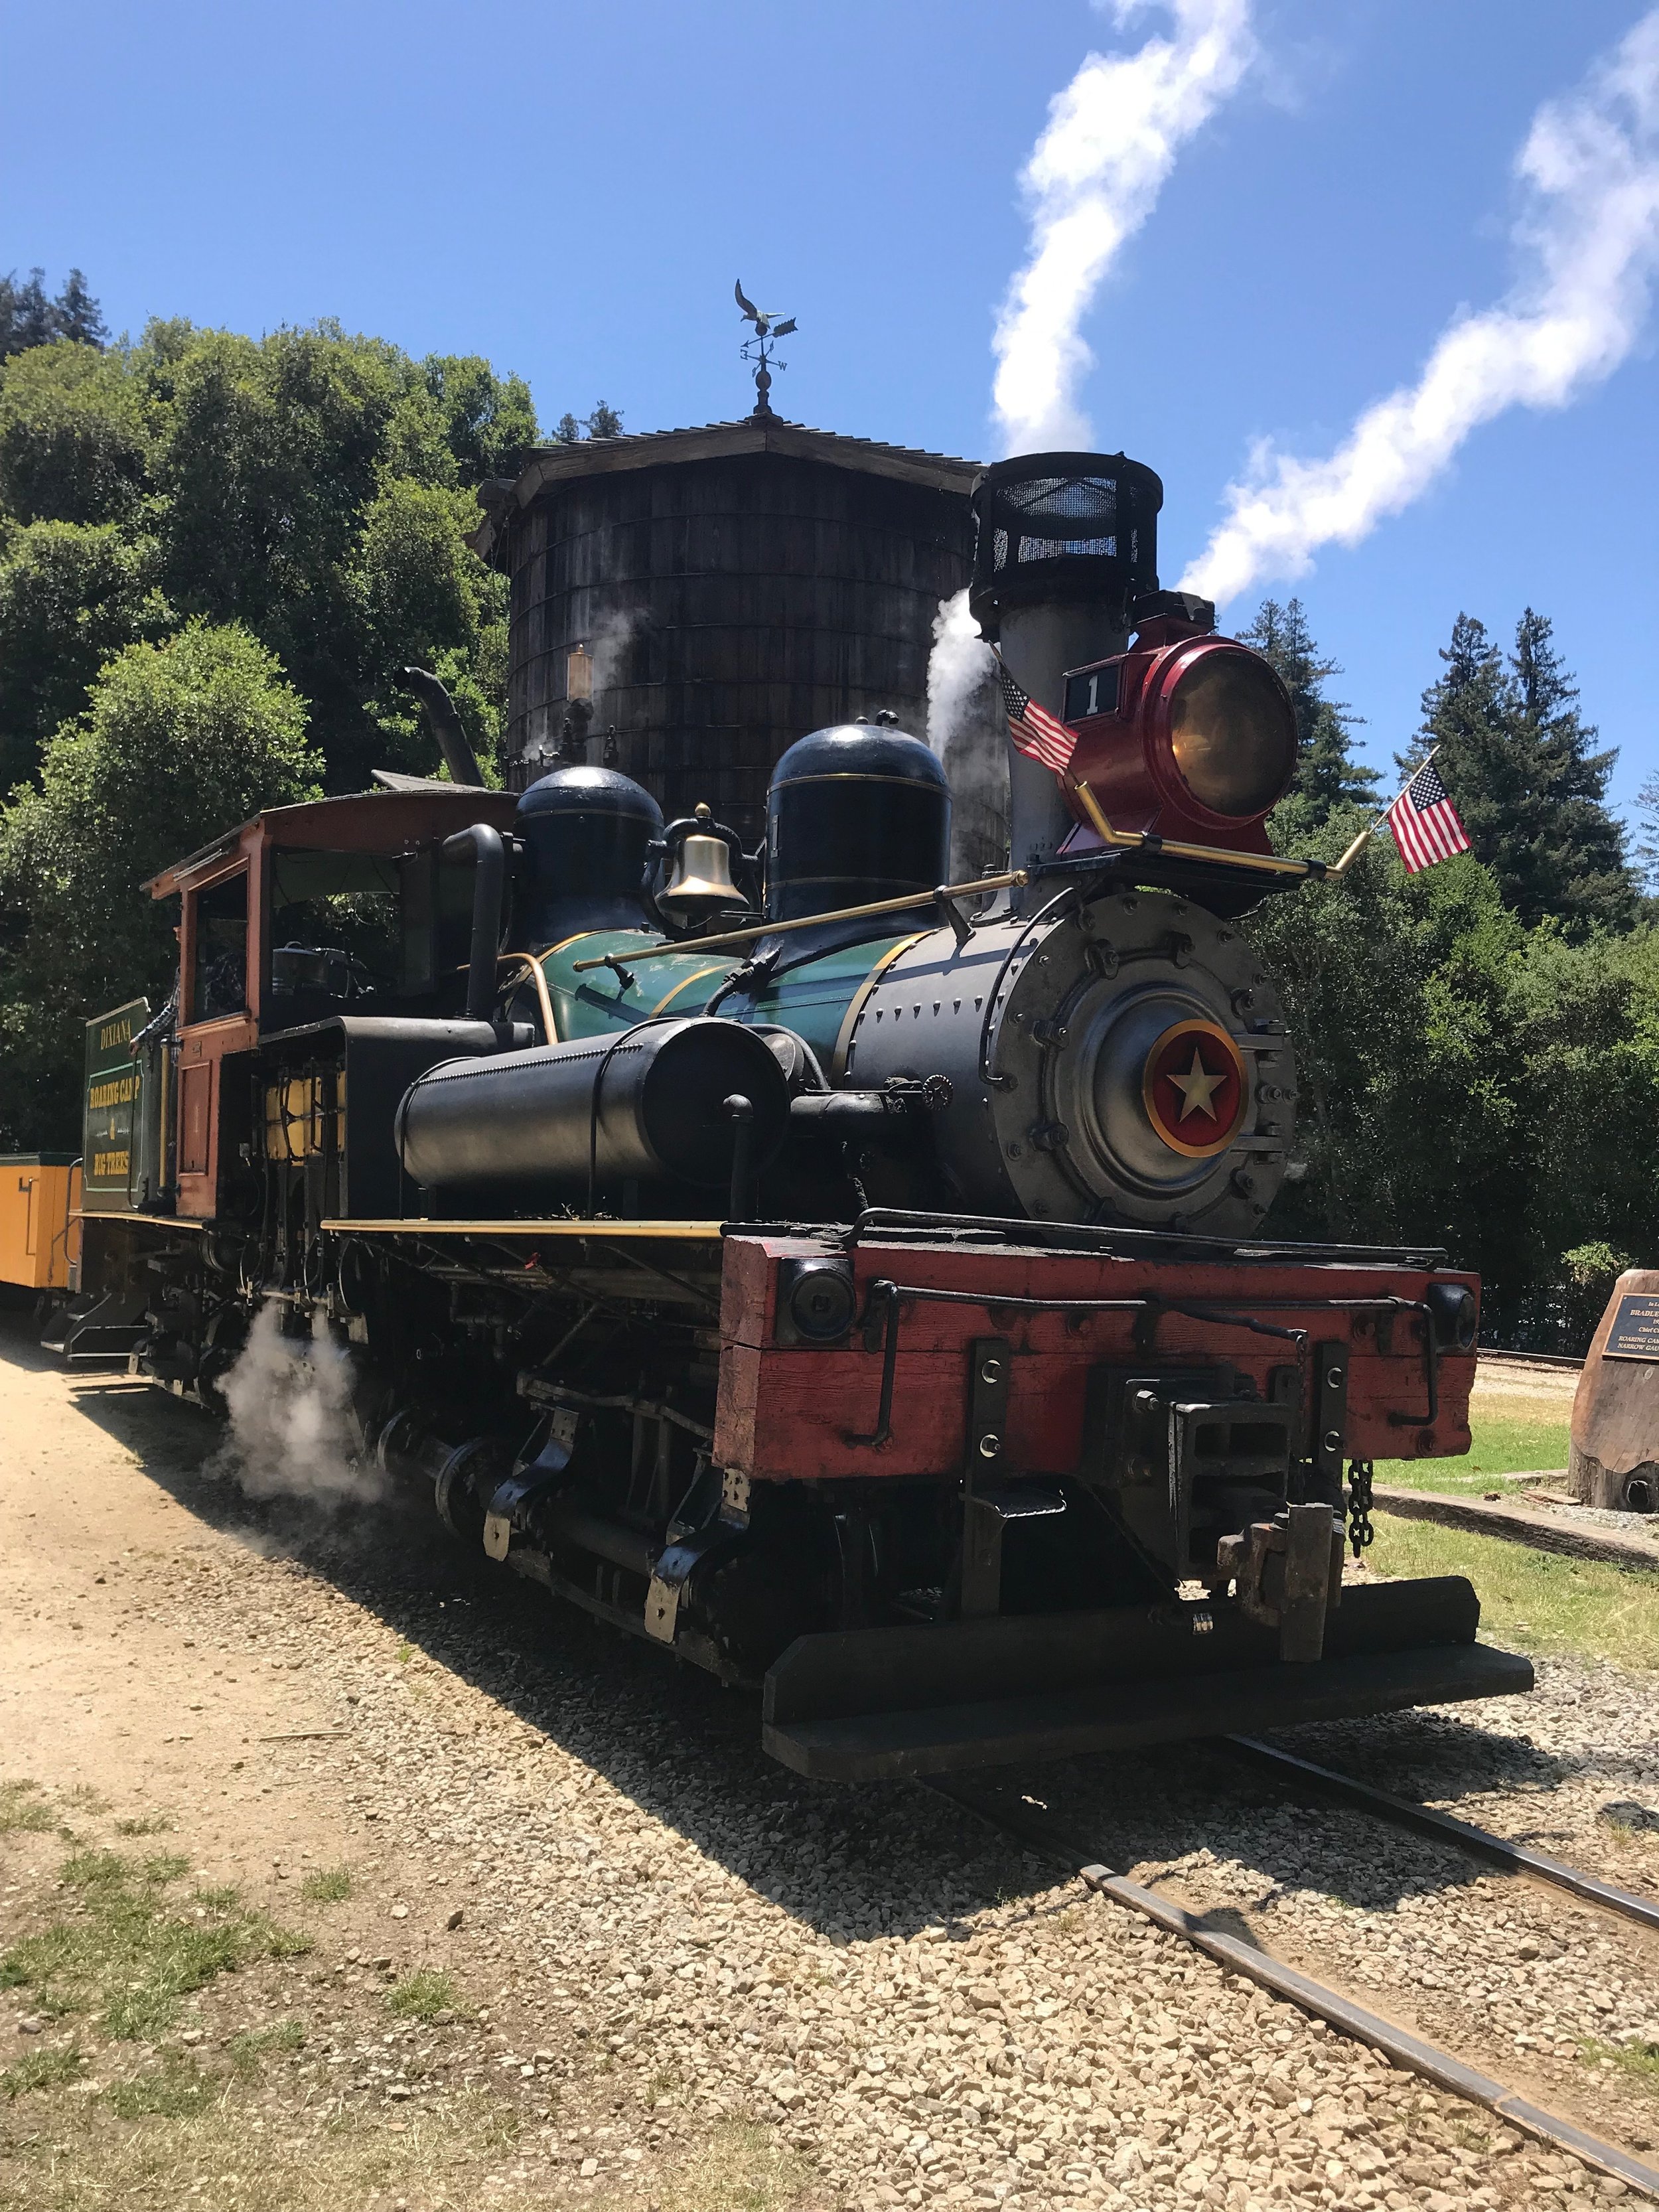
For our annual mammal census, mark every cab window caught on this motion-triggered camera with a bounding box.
[190,871,249,1022]
[267,850,401,1018]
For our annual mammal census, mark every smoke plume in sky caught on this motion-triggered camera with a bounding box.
[992,0,1256,455]
[1182,9,1659,605]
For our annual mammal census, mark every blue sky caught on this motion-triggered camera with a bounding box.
[3,0,1655,820]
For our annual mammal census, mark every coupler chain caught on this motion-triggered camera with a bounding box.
[1346,1458,1376,1558]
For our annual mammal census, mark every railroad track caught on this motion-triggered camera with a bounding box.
[929,1741,1659,2201]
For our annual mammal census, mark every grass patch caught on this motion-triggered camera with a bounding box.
[299,1864,352,1903]
[386,1968,457,2021]
[1,2045,85,2099]
[1583,2037,1659,2089]
[1378,1410,1572,1495]
[1366,1513,1659,1668]
[0,1780,54,1834]
[0,2091,530,2211]
[0,1848,313,2039]
[106,2054,220,2118]
[228,2018,306,2072]
[113,1812,174,1837]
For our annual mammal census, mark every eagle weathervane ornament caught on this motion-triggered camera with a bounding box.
[735,281,797,417]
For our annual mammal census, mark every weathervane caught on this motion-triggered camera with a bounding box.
[735,280,796,418]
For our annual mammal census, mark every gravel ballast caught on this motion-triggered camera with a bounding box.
[5,1337,1657,2209]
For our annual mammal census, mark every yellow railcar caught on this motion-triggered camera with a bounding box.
[0,1154,80,1291]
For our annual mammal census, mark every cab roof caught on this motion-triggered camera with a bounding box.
[143,788,520,898]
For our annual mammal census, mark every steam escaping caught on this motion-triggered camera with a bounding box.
[211,1303,386,1507]
[926,589,998,760]
[1181,9,1659,604]
[585,605,643,697]
[926,589,1009,882]
[992,0,1256,454]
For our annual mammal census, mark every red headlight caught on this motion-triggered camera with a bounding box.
[1062,631,1297,851]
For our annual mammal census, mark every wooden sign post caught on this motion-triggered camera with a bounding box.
[1569,1268,1659,1513]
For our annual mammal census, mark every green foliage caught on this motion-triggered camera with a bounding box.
[0,521,172,782]
[1254,806,1659,1341]
[0,340,154,525]
[1242,596,1377,823]
[418,353,538,482]
[0,623,319,1145]
[0,316,528,798]
[1409,609,1633,934]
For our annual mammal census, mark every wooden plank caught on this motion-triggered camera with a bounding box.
[716,1235,1475,1479]
[1373,1483,1659,1572]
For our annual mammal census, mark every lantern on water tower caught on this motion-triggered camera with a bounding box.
[561,644,595,763]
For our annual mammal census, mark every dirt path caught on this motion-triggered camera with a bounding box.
[2,1313,1647,2212]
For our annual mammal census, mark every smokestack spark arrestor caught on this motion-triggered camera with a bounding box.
[969,453,1164,637]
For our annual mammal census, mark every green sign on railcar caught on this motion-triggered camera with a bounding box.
[81,998,149,1213]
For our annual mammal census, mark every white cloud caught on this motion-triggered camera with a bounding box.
[991,0,1256,456]
[1181,9,1659,605]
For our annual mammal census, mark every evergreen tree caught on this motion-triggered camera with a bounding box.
[1239,597,1376,824]
[0,267,108,358]
[1633,770,1659,896]
[1409,611,1633,934]
[1510,608,1632,926]
[0,269,54,358]
[551,402,624,443]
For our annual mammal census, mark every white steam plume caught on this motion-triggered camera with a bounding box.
[993,0,1256,455]
[926,589,1009,881]
[1182,9,1659,604]
[210,1303,386,1508]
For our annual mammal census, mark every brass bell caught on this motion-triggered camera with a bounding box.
[660,803,749,922]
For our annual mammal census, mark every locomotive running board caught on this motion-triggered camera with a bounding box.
[760,1578,1532,1783]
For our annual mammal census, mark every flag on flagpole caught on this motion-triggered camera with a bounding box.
[997,659,1075,776]
[1385,760,1471,874]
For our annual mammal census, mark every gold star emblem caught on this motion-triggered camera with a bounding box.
[1165,1046,1224,1122]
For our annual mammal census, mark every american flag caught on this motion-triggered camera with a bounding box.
[998,660,1075,776]
[1386,760,1471,874]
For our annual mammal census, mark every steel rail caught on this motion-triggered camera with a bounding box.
[1219,1735,1659,1934]
[928,1778,1659,2201]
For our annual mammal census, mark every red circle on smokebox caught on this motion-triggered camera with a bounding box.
[1141,1019,1247,1159]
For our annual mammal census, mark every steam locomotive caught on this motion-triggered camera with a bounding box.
[64,451,1531,1779]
